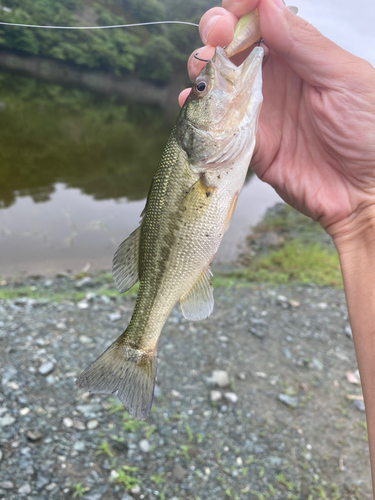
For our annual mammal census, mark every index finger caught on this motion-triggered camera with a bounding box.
[222,0,259,20]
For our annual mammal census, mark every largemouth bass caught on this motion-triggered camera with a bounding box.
[76,45,264,419]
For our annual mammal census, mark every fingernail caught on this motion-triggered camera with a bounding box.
[201,15,221,44]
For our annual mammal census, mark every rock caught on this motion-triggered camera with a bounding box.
[38,362,55,376]
[255,372,267,378]
[46,375,57,385]
[346,371,360,385]
[18,484,31,495]
[311,358,323,371]
[345,325,353,340]
[82,486,108,500]
[354,400,365,412]
[2,366,17,386]
[87,419,99,430]
[0,415,16,427]
[75,277,94,288]
[76,404,101,417]
[63,417,73,428]
[139,439,151,452]
[73,441,86,451]
[154,384,162,398]
[317,302,328,309]
[224,392,238,403]
[44,279,53,287]
[121,493,135,500]
[278,394,298,408]
[0,481,14,489]
[79,335,91,344]
[73,420,86,431]
[210,390,222,402]
[36,473,50,490]
[282,348,291,359]
[212,370,229,387]
[26,430,43,442]
[276,295,288,307]
[77,300,89,309]
[172,464,188,481]
[170,389,181,398]
[100,295,111,305]
[35,338,49,347]
[249,327,264,338]
[108,312,121,322]
[288,299,300,308]
[130,484,141,494]
[237,372,246,381]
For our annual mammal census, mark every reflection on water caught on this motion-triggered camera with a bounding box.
[0,71,281,276]
[0,71,170,209]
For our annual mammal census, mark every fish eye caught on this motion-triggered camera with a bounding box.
[192,79,208,97]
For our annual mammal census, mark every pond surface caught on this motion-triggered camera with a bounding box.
[0,0,374,278]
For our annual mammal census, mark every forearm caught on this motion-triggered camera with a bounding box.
[332,207,375,491]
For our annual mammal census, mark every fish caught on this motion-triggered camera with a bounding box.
[76,40,264,420]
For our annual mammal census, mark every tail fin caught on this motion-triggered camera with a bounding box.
[75,339,157,420]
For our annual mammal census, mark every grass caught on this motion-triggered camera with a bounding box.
[113,466,142,491]
[72,483,89,498]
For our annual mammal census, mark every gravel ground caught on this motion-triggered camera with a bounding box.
[0,273,371,500]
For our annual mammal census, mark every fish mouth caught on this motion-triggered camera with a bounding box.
[211,45,264,94]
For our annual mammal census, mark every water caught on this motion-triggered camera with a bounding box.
[0,0,374,277]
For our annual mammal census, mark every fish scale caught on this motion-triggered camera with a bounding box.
[76,45,264,419]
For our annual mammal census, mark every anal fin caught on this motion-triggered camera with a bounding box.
[76,338,156,420]
[112,226,141,294]
[180,268,214,321]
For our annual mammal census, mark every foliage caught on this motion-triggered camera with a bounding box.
[72,483,89,498]
[237,240,343,287]
[0,0,218,82]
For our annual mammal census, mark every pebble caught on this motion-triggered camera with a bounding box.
[76,404,101,417]
[73,420,86,431]
[38,361,55,376]
[0,415,16,427]
[87,419,99,430]
[139,439,151,452]
[130,484,141,494]
[100,295,111,304]
[26,430,43,442]
[276,295,288,307]
[108,312,121,322]
[354,400,365,412]
[75,277,94,288]
[120,494,134,500]
[18,484,31,495]
[224,392,238,403]
[63,417,73,428]
[288,299,300,308]
[282,347,291,359]
[35,473,50,490]
[311,358,323,371]
[210,390,222,402]
[170,389,181,398]
[237,372,246,381]
[212,370,229,387]
[2,365,17,386]
[77,300,89,309]
[154,384,162,398]
[73,441,86,451]
[345,325,353,340]
[0,481,14,489]
[79,335,91,344]
[172,464,188,481]
[44,279,53,287]
[82,485,108,500]
[249,327,264,338]
[278,394,298,408]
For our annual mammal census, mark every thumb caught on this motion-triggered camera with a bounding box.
[258,0,359,88]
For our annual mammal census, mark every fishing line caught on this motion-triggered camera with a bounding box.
[0,20,198,29]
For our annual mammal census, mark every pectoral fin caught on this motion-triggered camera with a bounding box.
[112,227,141,294]
[180,268,214,321]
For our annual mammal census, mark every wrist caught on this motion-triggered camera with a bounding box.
[327,205,375,257]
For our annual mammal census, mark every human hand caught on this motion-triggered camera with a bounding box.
[179,0,375,243]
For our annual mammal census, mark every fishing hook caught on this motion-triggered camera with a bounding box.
[194,53,210,63]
